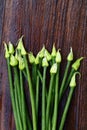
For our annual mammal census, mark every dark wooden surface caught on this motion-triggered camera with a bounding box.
[0,0,87,130]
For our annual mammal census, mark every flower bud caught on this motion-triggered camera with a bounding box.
[10,55,18,66]
[42,57,49,67]
[72,57,84,70]
[51,44,56,57]
[18,57,25,70]
[4,42,10,58]
[69,72,81,87]
[67,47,73,61]
[17,36,23,50]
[50,63,57,74]
[56,49,62,63]
[21,44,27,55]
[15,50,19,60]
[44,49,51,61]
[8,42,14,54]
[17,36,27,55]
[28,52,35,64]
[38,45,45,58]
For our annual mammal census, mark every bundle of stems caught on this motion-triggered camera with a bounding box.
[4,37,83,130]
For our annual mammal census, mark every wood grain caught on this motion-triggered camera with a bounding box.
[0,0,87,130]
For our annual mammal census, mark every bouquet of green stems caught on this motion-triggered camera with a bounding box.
[4,37,83,130]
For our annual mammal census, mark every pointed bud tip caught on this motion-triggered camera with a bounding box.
[4,42,10,58]
[8,41,14,54]
[17,36,27,55]
[42,44,45,48]
[67,47,73,61]
[56,49,62,63]
[38,46,45,58]
[44,49,51,61]
[51,44,56,57]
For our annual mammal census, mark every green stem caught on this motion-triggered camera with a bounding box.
[46,74,54,130]
[23,55,37,130]
[36,75,39,122]
[59,88,74,130]
[42,67,47,130]
[26,106,32,130]
[49,118,51,130]
[13,67,21,113]
[27,115,32,130]
[62,68,75,95]
[20,70,27,130]
[32,64,37,87]
[52,63,60,130]
[23,70,27,80]
[37,70,43,83]
[7,58,19,130]
[14,67,23,130]
[14,85,23,130]
[59,61,71,101]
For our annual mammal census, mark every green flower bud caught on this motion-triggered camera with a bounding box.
[44,49,51,61]
[10,55,18,66]
[56,49,62,63]
[4,42,10,58]
[17,36,27,55]
[42,57,49,67]
[50,63,57,74]
[69,72,81,87]
[21,44,27,55]
[72,57,84,70]
[67,47,73,61]
[17,36,23,50]
[15,50,19,60]
[35,54,39,64]
[51,44,56,57]
[38,45,45,58]
[18,57,25,70]
[8,42,14,54]
[28,52,35,64]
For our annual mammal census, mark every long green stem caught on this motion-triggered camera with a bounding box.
[23,70,27,80]
[52,63,60,130]
[37,70,43,82]
[59,61,71,101]
[36,75,39,121]
[46,74,54,130]
[42,67,47,130]
[49,118,51,130]
[7,58,19,130]
[13,67,21,113]
[59,68,75,102]
[14,86,23,130]
[32,64,37,87]
[14,67,23,130]
[25,106,32,130]
[23,55,37,130]
[27,115,32,130]
[62,68,75,95]
[59,88,74,130]
[20,70,27,130]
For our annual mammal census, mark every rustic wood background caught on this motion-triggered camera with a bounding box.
[0,0,87,130]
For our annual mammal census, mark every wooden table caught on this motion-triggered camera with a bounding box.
[0,0,87,130]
